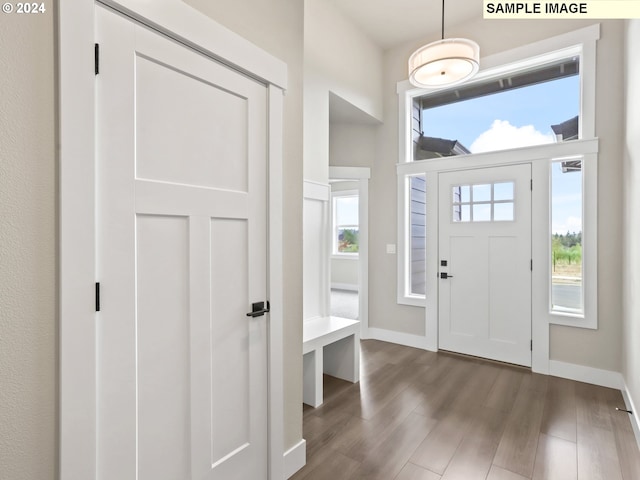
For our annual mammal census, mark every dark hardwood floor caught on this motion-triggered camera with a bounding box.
[291,340,640,480]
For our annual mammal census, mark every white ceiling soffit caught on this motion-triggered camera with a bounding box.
[329,92,382,125]
[328,0,483,50]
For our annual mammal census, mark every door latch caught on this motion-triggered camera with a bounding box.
[246,301,270,317]
[440,272,454,279]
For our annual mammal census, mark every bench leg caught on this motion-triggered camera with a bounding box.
[303,348,323,408]
[323,333,360,384]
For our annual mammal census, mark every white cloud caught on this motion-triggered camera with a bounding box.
[470,119,555,153]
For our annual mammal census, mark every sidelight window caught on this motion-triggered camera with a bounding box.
[551,158,583,315]
[409,175,427,296]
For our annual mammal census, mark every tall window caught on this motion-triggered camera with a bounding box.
[332,193,359,255]
[409,175,426,296]
[551,158,583,314]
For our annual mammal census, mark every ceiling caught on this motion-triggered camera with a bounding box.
[329,92,382,125]
[327,0,483,50]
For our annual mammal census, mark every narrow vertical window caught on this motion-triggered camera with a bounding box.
[333,194,359,255]
[409,175,426,296]
[551,159,583,314]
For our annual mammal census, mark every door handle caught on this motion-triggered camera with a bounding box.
[440,272,454,279]
[246,301,270,317]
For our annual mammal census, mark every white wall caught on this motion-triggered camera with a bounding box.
[166,0,306,452]
[330,123,378,169]
[372,18,625,372]
[623,19,640,422]
[0,10,56,480]
[304,0,384,183]
[331,258,359,289]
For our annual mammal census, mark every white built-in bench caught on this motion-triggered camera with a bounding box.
[302,316,360,407]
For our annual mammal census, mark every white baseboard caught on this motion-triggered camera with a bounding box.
[359,335,625,391]
[622,383,640,451]
[331,282,358,292]
[283,439,306,479]
[365,327,436,352]
[548,360,624,390]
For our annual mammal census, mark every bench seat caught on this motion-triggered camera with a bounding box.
[302,316,360,407]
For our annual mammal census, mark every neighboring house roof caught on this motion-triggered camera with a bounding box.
[415,135,471,160]
[551,115,579,141]
[551,116,581,172]
[561,159,582,172]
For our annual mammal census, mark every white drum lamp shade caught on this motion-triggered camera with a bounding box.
[409,38,480,88]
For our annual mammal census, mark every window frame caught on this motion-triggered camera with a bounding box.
[397,24,599,165]
[331,190,360,259]
[548,153,597,329]
[396,24,600,344]
[397,174,428,305]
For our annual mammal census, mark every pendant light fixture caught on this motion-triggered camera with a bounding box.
[408,0,480,88]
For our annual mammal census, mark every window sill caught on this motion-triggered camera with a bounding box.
[331,254,359,260]
[549,311,597,330]
[397,295,426,307]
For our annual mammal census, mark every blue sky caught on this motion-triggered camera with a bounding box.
[551,161,582,235]
[423,75,582,234]
[423,76,580,150]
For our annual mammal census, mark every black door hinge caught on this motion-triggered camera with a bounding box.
[95,282,101,312]
[95,43,100,75]
[531,259,533,271]
[530,340,533,351]
[530,179,533,191]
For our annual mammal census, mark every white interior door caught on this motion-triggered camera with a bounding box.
[438,164,532,367]
[95,6,268,479]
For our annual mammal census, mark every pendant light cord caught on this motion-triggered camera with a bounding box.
[441,0,445,40]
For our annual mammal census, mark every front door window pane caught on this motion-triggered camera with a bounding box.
[473,203,491,222]
[473,184,491,202]
[494,182,514,201]
[452,180,516,223]
[494,202,514,221]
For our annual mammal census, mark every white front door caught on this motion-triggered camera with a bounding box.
[95,6,268,479]
[438,164,532,367]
